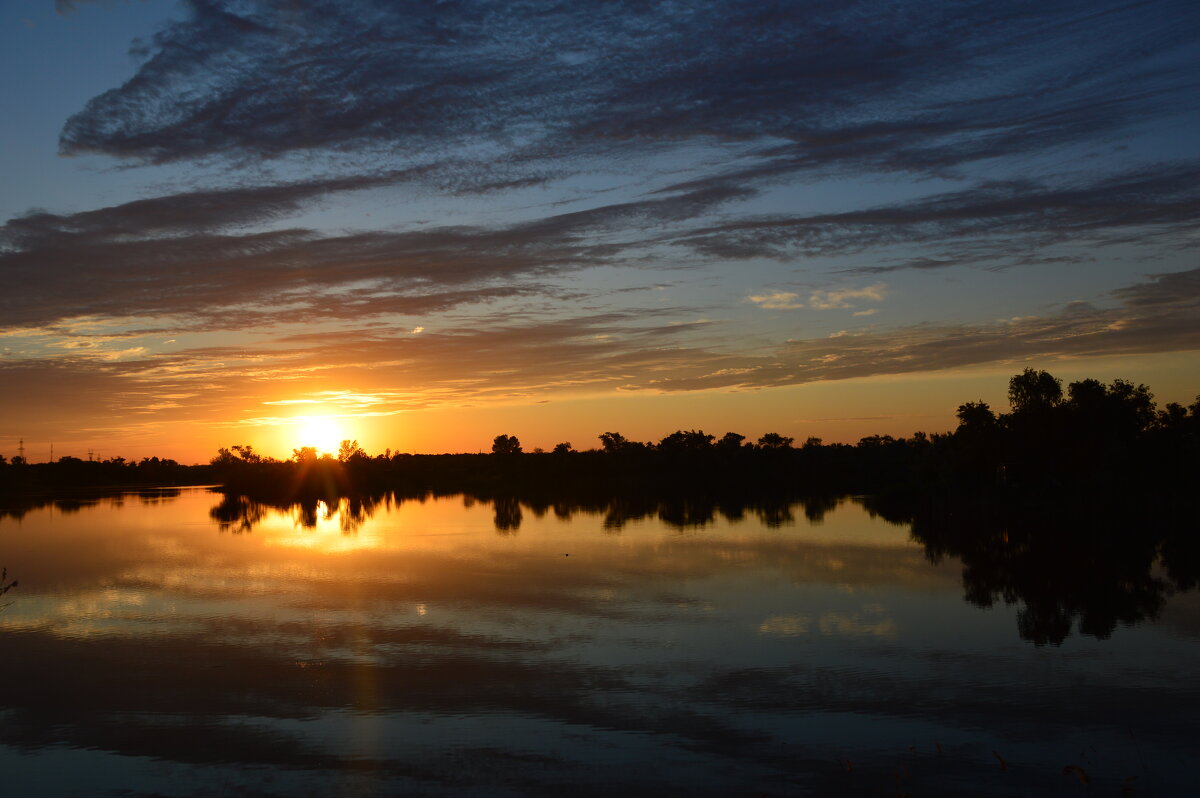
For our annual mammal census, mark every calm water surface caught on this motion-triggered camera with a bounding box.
[0,488,1197,796]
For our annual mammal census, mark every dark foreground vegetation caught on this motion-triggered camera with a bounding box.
[2,370,1198,504]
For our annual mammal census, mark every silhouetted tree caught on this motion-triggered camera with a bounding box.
[1159,401,1188,429]
[1008,368,1063,413]
[552,442,574,455]
[292,446,319,464]
[953,400,1001,480]
[491,434,522,455]
[757,432,794,449]
[1104,379,1156,433]
[337,439,367,462]
[1066,377,1106,408]
[211,447,238,466]
[658,429,715,452]
[598,431,634,453]
[956,400,997,433]
[716,432,746,451]
[1005,369,1067,480]
[232,444,264,463]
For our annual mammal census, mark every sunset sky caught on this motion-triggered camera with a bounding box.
[2,0,1198,462]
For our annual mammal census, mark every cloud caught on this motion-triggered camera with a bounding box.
[0,170,421,249]
[631,267,1200,392]
[12,3,1199,340]
[1111,266,1200,308]
[808,284,887,310]
[58,0,1200,190]
[92,269,1200,400]
[749,284,887,311]
[2,267,1196,448]
[747,292,805,310]
[0,178,746,330]
[679,163,1200,264]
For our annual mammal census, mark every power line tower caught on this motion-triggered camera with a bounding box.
[17,438,24,464]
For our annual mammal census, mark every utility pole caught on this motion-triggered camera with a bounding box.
[50,443,54,463]
[17,438,24,463]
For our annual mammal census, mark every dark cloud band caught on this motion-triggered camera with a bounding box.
[59,0,1200,182]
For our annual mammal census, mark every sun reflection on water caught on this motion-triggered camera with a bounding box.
[254,498,388,552]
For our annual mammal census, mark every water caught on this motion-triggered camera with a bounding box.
[0,487,1196,796]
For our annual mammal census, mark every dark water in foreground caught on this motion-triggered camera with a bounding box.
[0,488,1197,796]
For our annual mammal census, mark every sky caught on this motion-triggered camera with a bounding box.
[1,0,1198,462]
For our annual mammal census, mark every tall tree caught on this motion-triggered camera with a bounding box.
[1008,368,1062,413]
[491,434,522,455]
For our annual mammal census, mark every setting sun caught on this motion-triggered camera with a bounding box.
[294,415,346,454]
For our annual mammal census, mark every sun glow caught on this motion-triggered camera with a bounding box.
[294,415,346,454]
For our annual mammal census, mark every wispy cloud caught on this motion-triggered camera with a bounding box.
[0,176,750,331]
[809,284,887,311]
[5,268,1195,439]
[59,0,1200,188]
[681,164,1200,265]
[747,292,806,311]
[749,284,887,311]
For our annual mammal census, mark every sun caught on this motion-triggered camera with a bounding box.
[294,415,345,454]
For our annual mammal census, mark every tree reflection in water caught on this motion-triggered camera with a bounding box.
[209,491,382,534]
[0,488,184,523]
[492,496,522,533]
[210,487,1197,646]
[210,488,841,536]
[866,493,1199,645]
[209,494,268,533]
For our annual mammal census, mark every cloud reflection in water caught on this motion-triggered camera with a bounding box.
[0,488,1196,796]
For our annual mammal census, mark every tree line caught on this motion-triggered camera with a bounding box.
[0,455,204,497]
[200,370,1198,502]
[4,369,1198,499]
[488,429,800,456]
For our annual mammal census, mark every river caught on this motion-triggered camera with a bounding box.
[0,487,1196,796]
